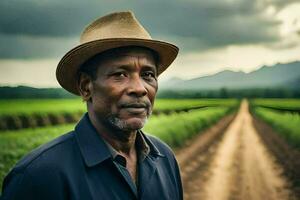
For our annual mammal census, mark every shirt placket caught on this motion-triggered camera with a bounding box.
[112,157,138,198]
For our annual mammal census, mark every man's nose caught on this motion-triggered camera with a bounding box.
[127,76,147,97]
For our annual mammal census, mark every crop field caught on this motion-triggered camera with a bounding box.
[0,98,238,192]
[144,106,231,147]
[0,98,238,130]
[254,107,300,148]
[2,98,300,199]
[152,99,237,112]
[250,99,300,197]
[251,98,300,149]
[0,99,86,130]
[0,99,86,115]
[251,98,300,112]
[0,98,237,115]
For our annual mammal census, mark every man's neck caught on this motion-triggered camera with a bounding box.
[88,112,137,156]
[100,130,137,156]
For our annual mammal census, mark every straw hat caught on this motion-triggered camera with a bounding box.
[56,11,179,95]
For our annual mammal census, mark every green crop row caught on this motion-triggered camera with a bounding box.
[0,124,74,192]
[253,107,300,149]
[153,98,238,112]
[0,99,86,115]
[251,99,300,110]
[0,99,238,130]
[143,106,231,147]
[0,99,86,130]
[0,105,235,191]
[0,111,83,130]
[0,98,238,116]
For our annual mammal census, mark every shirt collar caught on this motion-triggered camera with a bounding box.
[103,131,151,164]
[135,131,151,160]
[74,113,111,167]
[74,113,164,167]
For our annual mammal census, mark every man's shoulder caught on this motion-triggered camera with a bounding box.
[13,131,76,172]
[1,131,81,199]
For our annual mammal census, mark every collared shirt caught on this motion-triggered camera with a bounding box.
[1,113,183,200]
[103,132,151,193]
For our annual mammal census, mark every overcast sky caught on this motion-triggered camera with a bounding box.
[1,0,300,87]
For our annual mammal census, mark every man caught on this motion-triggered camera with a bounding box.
[1,11,182,200]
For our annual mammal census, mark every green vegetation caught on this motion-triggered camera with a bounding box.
[0,99,85,115]
[0,99,86,130]
[251,98,300,111]
[0,124,74,191]
[144,106,231,147]
[253,107,300,149]
[153,99,237,113]
[157,88,300,99]
[0,98,238,130]
[0,99,237,116]
[251,99,300,149]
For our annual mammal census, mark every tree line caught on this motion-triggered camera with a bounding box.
[0,86,299,99]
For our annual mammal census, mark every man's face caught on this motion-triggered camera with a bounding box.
[88,47,158,132]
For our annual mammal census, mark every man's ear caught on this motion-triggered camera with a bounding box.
[78,72,93,102]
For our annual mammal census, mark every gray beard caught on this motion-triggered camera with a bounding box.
[105,109,152,131]
[106,116,148,131]
[105,109,152,132]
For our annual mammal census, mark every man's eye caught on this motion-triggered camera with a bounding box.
[113,72,126,77]
[142,72,156,79]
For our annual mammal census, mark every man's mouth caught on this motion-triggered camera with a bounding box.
[121,103,147,108]
[120,103,150,114]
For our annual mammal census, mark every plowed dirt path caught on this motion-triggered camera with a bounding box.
[176,100,297,200]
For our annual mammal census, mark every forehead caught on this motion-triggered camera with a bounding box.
[91,46,157,67]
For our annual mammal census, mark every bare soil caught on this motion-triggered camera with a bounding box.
[176,100,298,200]
[252,115,300,197]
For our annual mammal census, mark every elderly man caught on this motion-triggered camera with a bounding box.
[1,11,182,200]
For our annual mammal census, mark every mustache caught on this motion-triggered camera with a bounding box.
[119,101,151,109]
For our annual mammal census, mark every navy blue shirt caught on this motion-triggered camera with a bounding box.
[1,113,183,200]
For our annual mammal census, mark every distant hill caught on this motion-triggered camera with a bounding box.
[160,61,300,90]
[0,86,76,99]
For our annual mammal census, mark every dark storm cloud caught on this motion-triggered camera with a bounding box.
[0,0,296,58]
[0,34,76,59]
[135,0,281,50]
[0,0,101,37]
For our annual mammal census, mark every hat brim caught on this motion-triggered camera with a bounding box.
[56,38,178,95]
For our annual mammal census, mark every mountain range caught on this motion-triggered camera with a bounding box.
[160,61,300,90]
